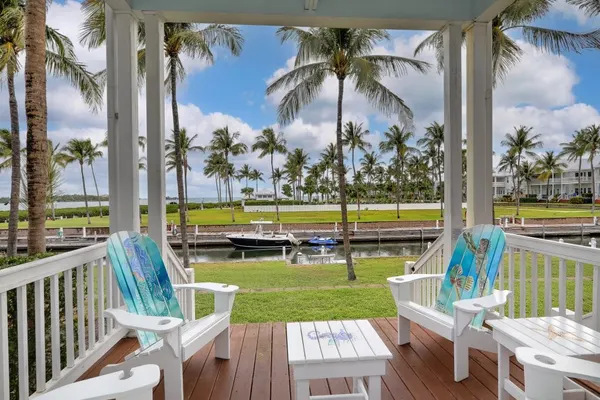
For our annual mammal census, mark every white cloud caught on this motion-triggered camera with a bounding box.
[552,0,600,26]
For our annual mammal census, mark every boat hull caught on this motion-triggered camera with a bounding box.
[227,236,294,249]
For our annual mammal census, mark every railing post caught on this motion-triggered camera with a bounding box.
[185,268,195,321]
[405,261,415,275]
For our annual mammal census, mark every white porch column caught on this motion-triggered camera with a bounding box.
[443,23,463,262]
[144,12,167,255]
[114,11,140,232]
[466,22,493,227]
[106,5,119,234]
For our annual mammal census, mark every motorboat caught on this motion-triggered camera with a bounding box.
[307,236,338,246]
[226,220,301,249]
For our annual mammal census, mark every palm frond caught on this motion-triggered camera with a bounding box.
[519,25,600,54]
[275,69,327,125]
[413,30,445,72]
[567,0,600,16]
[346,29,391,58]
[361,55,431,77]
[173,29,214,63]
[501,0,552,25]
[200,24,244,56]
[354,77,413,125]
[266,61,329,95]
[79,0,105,49]
[276,27,322,66]
[492,28,523,85]
[45,50,103,112]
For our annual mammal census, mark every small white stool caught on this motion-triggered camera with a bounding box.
[287,320,392,400]
[37,364,160,400]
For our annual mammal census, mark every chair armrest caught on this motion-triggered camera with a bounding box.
[387,274,445,286]
[172,282,239,293]
[516,347,600,382]
[104,309,184,333]
[453,290,512,315]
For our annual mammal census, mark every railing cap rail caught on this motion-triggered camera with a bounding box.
[505,233,600,265]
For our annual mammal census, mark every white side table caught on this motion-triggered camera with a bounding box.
[488,316,600,400]
[287,320,392,400]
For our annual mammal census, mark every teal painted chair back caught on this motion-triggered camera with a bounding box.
[435,224,506,328]
[107,231,184,349]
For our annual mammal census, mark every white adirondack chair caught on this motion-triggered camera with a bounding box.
[38,364,161,400]
[101,232,239,400]
[516,347,600,400]
[388,225,512,382]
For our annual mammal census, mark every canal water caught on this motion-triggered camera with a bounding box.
[177,236,596,264]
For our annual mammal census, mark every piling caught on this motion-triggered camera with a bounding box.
[82,226,87,238]
[591,238,597,248]
[521,217,525,227]
[282,246,286,260]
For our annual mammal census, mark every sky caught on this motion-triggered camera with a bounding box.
[0,0,599,199]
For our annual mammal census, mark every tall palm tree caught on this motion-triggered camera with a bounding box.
[536,151,567,208]
[415,0,600,85]
[252,128,287,221]
[320,143,338,202]
[85,141,104,217]
[272,167,285,197]
[360,151,381,202]
[560,130,588,195]
[60,139,93,224]
[584,125,600,213]
[266,27,430,281]
[501,126,543,215]
[342,121,372,177]
[519,160,537,196]
[288,148,310,201]
[166,128,204,220]
[380,125,416,219]
[353,170,366,220]
[249,169,264,194]
[498,150,519,199]
[210,126,248,222]
[1,0,102,254]
[417,122,444,216]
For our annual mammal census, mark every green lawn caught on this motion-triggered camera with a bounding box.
[192,256,594,324]
[2,205,597,229]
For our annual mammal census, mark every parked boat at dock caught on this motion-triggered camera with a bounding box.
[226,220,301,249]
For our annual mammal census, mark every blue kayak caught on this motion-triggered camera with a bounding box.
[307,236,338,245]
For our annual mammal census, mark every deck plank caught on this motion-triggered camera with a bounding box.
[80,320,534,400]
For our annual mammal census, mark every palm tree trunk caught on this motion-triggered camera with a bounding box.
[90,162,103,218]
[578,156,582,195]
[184,160,189,222]
[24,0,47,255]
[214,176,219,203]
[169,57,189,269]
[6,66,20,256]
[516,157,521,215]
[217,174,222,207]
[79,163,91,224]
[396,151,400,219]
[335,77,355,280]
[591,157,596,213]
[228,177,235,222]
[437,148,443,217]
[271,154,279,221]
[546,178,550,209]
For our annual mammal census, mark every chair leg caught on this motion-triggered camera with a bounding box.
[215,326,230,359]
[453,336,469,382]
[163,356,184,400]
[397,315,411,345]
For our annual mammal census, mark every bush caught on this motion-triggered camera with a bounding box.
[569,196,584,204]
[520,197,538,203]
[501,195,513,202]
[245,200,302,206]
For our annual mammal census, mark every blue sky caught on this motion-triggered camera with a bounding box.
[0,0,599,199]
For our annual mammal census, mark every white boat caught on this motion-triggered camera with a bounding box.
[226,220,301,249]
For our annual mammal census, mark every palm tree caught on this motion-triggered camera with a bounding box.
[210,126,248,222]
[266,27,430,281]
[101,132,148,170]
[252,128,287,220]
[567,0,600,16]
[360,151,381,202]
[241,186,254,199]
[166,128,204,221]
[501,126,543,214]
[249,169,264,194]
[272,167,285,197]
[60,139,93,224]
[519,160,537,196]
[1,0,103,254]
[342,121,372,177]
[203,152,227,206]
[415,0,600,85]
[536,151,567,208]
[238,163,252,190]
[380,124,416,219]
[320,143,338,203]
[560,130,588,196]
[417,122,444,216]
[353,171,366,220]
[85,141,104,217]
[584,125,600,213]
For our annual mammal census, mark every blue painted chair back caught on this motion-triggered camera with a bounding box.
[435,224,506,328]
[107,231,184,349]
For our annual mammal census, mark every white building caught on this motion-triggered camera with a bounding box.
[493,162,600,199]
[253,189,276,201]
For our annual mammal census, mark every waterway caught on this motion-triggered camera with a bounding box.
[177,236,595,264]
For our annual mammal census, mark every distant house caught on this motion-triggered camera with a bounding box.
[252,189,289,201]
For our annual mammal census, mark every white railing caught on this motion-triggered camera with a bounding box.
[502,234,600,330]
[0,241,193,400]
[0,243,127,400]
[165,245,196,321]
[406,233,445,307]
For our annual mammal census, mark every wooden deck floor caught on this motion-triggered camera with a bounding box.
[82,318,525,400]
